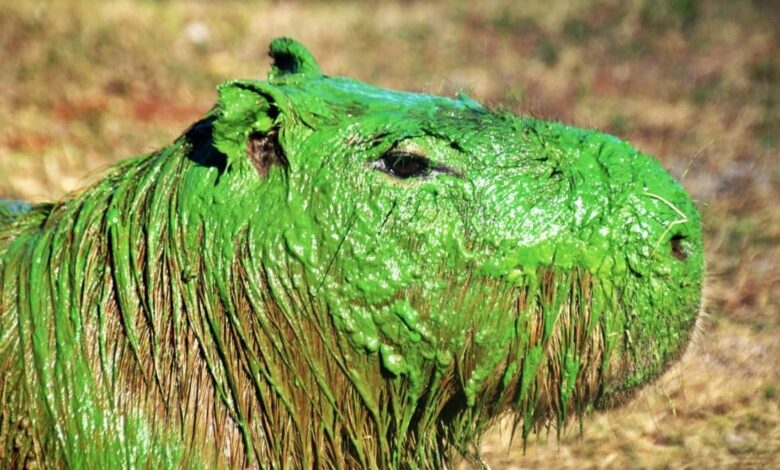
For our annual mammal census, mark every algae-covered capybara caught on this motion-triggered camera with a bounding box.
[0,38,703,469]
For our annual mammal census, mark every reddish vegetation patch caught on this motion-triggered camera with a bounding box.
[3,133,53,152]
[53,96,108,122]
[131,95,203,123]
[51,94,201,124]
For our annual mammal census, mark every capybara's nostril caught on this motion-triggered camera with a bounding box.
[670,234,688,261]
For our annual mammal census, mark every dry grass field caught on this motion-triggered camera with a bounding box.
[1,0,777,468]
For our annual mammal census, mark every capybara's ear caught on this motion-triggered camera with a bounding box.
[267,37,322,82]
[212,80,290,177]
[245,127,286,178]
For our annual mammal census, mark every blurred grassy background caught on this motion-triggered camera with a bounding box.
[0,0,777,467]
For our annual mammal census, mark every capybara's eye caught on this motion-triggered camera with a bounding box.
[381,152,431,179]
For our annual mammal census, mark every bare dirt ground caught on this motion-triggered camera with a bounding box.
[1,1,777,468]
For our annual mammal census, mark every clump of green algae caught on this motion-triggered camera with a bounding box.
[0,38,703,468]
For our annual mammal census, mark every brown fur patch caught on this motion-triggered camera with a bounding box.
[247,129,287,178]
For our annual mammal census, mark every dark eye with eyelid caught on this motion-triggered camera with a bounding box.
[380,151,431,179]
[368,146,464,180]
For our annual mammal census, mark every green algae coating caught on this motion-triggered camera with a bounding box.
[0,37,704,468]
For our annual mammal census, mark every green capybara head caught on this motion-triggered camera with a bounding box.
[0,38,703,468]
